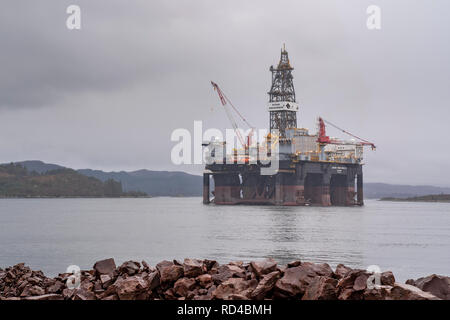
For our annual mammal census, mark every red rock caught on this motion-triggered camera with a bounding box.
[212,265,245,284]
[147,271,160,290]
[251,271,280,300]
[196,274,212,288]
[302,276,337,300]
[164,288,177,300]
[381,271,395,286]
[274,265,317,298]
[389,283,440,300]
[62,288,75,299]
[29,285,45,296]
[46,280,64,294]
[287,260,301,268]
[406,274,450,300]
[160,265,184,284]
[100,274,113,288]
[301,262,334,278]
[141,260,154,272]
[213,278,255,300]
[335,264,352,279]
[27,276,42,286]
[353,274,369,291]
[113,275,149,300]
[250,259,277,278]
[203,259,219,271]
[173,278,196,296]
[74,288,96,300]
[183,258,203,278]
[93,258,116,276]
[363,285,393,300]
[118,261,140,276]
[336,269,369,300]
[80,279,94,292]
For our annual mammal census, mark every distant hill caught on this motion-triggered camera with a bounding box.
[13,160,66,174]
[381,194,450,202]
[364,183,450,199]
[78,169,202,197]
[5,161,450,199]
[0,163,145,198]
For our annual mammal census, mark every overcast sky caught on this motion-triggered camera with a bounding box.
[1,0,449,186]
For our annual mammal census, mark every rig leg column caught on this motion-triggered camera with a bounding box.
[275,173,284,205]
[203,173,210,204]
[357,172,364,206]
[346,172,357,206]
[322,173,331,206]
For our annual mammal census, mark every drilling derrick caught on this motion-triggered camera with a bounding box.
[268,46,299,139]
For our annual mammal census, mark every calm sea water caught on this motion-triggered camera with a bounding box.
[0,198,449,281]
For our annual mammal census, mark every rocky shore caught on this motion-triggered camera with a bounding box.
[1,258,449,300]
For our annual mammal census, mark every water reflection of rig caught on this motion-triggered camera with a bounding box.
[203,47,376,206]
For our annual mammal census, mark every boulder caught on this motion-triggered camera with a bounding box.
[274,265,317,298]
[113,275,149,300]
[301,262,334,278]
[183,259,203,278]
[406,274,450,300]
[118,261,140,276]
[93,258,116,276]
[212,265,245,284]
[389,283,440,300]
[29,285,45,296]
[335,264,352,279]
[159,264,184,284]
[381,271,395,286]
[363,285,393,300]
[197,274,213,288]
[173,277,196,297]
[62,288,75,300]
[287,260,301,268]
[147,271,161,291]
[74,288,96,300]
[213,278,257,300]
[336,269,370,300]
[203,259,219,272]
[141,260,151,272]
[100,274,113,288]
[302,276,338,300]
[251,271,280,300]
[250,259,277,278]
[46,281,64,294]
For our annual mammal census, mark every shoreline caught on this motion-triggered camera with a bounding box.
[1,258,448,300]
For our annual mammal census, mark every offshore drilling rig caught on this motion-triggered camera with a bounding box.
[203,47,375,206]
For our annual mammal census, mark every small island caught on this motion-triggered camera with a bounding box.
[381,194,450,203]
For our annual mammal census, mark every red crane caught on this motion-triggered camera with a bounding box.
[211,81,255,148]
[317,117,376,150]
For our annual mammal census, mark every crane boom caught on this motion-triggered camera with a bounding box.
[318,117,376,150]
[211,81,254,148]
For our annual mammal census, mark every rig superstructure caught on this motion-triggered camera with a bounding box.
[203,47,375,206]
